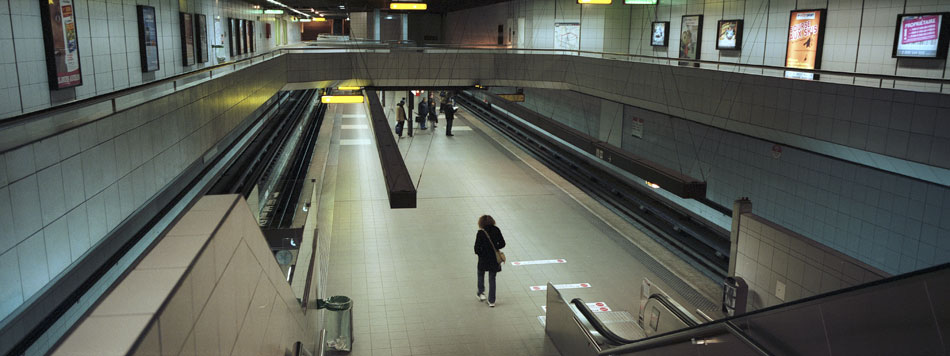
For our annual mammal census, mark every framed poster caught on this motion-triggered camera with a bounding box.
[651,21,669,46]
[716,19,742,50]
[247,21,254,53]
[39,0,82,89]
[195,14,208,63]
[137,5,159,72]
[554,22,580,50]
[180,13,195,65]
[892,13,950,58]
[678,15,703,64]
[785,9,826,79]
[240,19,247,55]
[228,18,236,56]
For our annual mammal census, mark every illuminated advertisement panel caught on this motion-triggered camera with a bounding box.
[678,15,703,65]
[785,9,826,80]
[137,5,159,72]
[39,0,82,89]
[893,13,950,58]
[716,19,742,50]
[651,21,669,46]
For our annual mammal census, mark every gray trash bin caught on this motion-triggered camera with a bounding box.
[324,296,353,351]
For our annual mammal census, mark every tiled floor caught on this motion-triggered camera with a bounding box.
[322,100,715,356]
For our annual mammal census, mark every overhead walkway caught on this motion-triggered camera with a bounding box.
[316,92,722,356]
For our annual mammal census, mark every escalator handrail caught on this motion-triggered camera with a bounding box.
[570,293,699,347]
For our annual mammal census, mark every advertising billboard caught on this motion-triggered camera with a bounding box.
[39,0,82,89]
[651,21,669,46]
[247,21,255,53]
[137,5,159,72]
[195,14,209,63]
[180,13,195,65]
[893,13,950,58]
[785,9,826,79]
[716,19,743,50]
[679,15,703,65]
[554,23,580,50]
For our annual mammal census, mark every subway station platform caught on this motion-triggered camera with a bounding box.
[316,97,718,356]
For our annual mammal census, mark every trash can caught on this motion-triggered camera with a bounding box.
[324,296,353,351]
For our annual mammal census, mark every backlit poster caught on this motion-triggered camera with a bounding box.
[195,14,209,63]
[137,5,159,72]
[180,13,195,65]
[39,0,82,89]
[893,13,949,58]
[240,20,247,55]
[678,15,702,65]
[554,23,580,50]
[651,22,669,46]
[785,9,825,79]
[716,19,742,50]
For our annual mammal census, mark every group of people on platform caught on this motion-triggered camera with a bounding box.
[394,91,458,137]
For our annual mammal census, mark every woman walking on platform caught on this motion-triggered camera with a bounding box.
[474,215,506,307]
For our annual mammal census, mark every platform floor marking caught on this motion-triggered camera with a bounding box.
[529,283,591,291]
[541,302,610,313]
[450,126,473,131]
[341,124,368,129]
[341,114,366,119]
[511,259,566,266]
[340,139,372,146]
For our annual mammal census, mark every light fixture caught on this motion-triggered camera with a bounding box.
[314,17,326,22]
[646,181,660,189]
[385,15,393,19]
[252,4,260,9]
[321,95,364,104]
[299,18,311,22]
[338,5,345,8]
[338,86,362,90]
[390,2,427,10]
[624,0,656,3]
[263,9,283,14]
[266,0,311,18]
[577,0,612,3]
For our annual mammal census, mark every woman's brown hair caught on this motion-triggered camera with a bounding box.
[478,215,495,229]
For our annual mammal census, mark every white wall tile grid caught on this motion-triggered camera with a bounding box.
[444,0,950,90]
[0,0,301,119]
[506,85,949,277]
[0,56,287,325]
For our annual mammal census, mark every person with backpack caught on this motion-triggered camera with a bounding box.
[474,215,506,307]
[417,98,428,130]
[394,99,406,137]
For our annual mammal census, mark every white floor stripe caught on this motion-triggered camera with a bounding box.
[340,139,372,146]
[341,124,368,129]
[342,114,366,119]
[511,259,566,266]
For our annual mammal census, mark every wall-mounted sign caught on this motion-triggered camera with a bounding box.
[893,13,949,58]
[195,14,209,63]
[716,19,742,50]
[554,22,580,50]
[785,9,825,80]
[651,21,669,46]
[39,0,82,89]
[678,15,703,65]
[137,5,159,72]
[180,13,195,65]
[630,117,644,138]
[247,21,255,52]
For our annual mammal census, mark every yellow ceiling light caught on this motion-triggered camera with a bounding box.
[314,17,326,22]
[578,0,612,3]
[390,2,427,10]
[338,86,362,90]
[321,95,364,104]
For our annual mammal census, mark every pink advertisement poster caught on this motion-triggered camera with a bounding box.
[894,13,946,58]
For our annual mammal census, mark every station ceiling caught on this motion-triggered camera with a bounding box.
[255,0,510,17]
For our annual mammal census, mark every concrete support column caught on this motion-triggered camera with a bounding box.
[401,13,408,41]
[728,198,753,276]
[373,9,380,41]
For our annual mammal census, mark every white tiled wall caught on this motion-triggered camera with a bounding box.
[0,0,300,119]
[501,86,950,277]
[444,0,950,82]
[734,213,888,311]
[0,56,286,324]
[51,195,311,356]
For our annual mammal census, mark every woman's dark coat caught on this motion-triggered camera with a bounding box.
[474,225,506,272]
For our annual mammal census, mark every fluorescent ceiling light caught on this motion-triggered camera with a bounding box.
[321,95,364,104]
[314,17,326,21]
[263,9,284,14]
[338,86,362,90]
[390,2,427,10]
[624,0,656,3]
[299,18,311,22]
[577,0,612,3]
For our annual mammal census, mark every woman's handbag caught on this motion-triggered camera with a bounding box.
[481,229,506,264]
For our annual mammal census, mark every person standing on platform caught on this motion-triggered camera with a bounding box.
[417,97,428,130]
[442,96,457,136]
[395,99,407,138]
[427,98,438,129]
[474,215,506,307]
